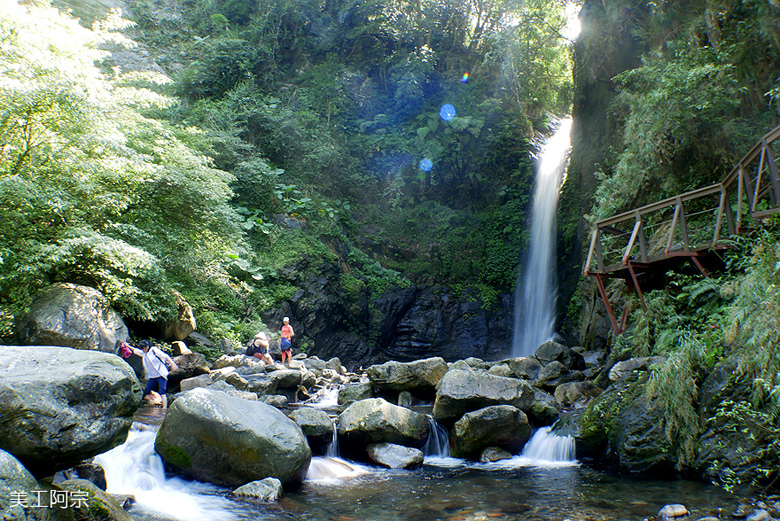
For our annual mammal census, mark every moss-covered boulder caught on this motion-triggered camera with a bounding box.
[575,374,674,474]
[59,478,131,521]
[155,388,311,487]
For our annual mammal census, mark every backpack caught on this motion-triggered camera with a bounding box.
[245,341,256,357]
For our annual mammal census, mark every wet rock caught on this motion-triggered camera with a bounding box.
[607,356,666,382]
[336,398,430,456]
[338,382,374,406]
[451,405,531,458]
[0,346,141,477]
[156,388,311,486]
[432,369,534,422]
[366,443,424,469]
[479,447,513,463]
[17,283,128,352]
[60,478,132,521]
[289,408,334,452]
[231,477,283,503]
[658,504,687,518]
[746,510,771,521]
[367,357,449,396]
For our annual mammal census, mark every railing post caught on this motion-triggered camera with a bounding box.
[713,187,726,245]
[665,203,681,254]
[677,196,690,251]
[737,164,744,233]
[584,227,598,275]
[765,143,780,207]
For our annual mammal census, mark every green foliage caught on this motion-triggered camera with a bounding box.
[644,332,706,468]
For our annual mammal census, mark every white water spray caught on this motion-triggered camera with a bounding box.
[93,425,238,521]
[422,416,450,458]
[521,426,576,462]
[513,117,573,357]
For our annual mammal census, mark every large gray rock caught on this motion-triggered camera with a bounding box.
[289,408,334,452]
[155,388,311,486]
[366,357,449,396]
[432,370,535,422]
[366,443,424,469]
[60,478,132,521]
[336,398,430,456]
[231,477,283,503]
[507,357,543,380]
[0,346,141,477]
[338,382,374,406]
[450,405,531,458]
[17,283,128,353]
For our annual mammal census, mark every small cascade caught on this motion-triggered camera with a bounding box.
[93,425,237,521]
[305,385,340,409]
[422,416,450,458]
[521,426,576,462]
[305,457,368,481]
[325,417,339,458]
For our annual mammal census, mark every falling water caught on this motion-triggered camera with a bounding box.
[325,417,340,458]
[521,426,576,462]
[93,425,238,521]
[513,117,573,357]
[422,416,451,458]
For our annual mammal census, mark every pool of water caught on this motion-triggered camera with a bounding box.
[100,413,737,521]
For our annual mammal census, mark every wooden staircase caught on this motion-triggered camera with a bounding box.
[583,125,780,334]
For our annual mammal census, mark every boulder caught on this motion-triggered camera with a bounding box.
[432,370,535,422]
[0,448,44,520]
[607,356,666,382]
[508,357,543,380]
[158,290,196,341]
[270,369,303,389]
[180,374,212,392]
[231,478,283,503]
[336,398,430,456]
[657,504,687,518]
[245,375,278,396]
[487,363,513,378]
[338,382,374,406]
[575,375,674,474]
[209,380,257,400]
[554,381,602,408]
[17,283,128,353]
[155,388,311,486]
[479,447,513,463]
[60,478,132,521]
[366,443,424,469]
[258,395,289,408]
[168,353,209,389]
[0,346,141,477]
[534,340,585,370]
[289,408,334,452]
[366,357,448,396]
[450,405,531,458]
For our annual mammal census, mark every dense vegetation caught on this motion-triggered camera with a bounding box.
[574,0,780,491]
[0,0,572,348]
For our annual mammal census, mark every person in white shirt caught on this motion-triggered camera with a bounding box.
[128,339,177,409]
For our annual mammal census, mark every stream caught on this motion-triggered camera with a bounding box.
[93,408,738,521]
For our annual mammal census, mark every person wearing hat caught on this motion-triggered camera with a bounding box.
[280,316,294,364]
[127,340,177,409]
[246,331,273,364]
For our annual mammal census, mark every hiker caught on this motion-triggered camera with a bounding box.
[280,316,295,364]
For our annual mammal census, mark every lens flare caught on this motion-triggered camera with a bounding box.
[419,158,433,172]
[439,104,456,121]
[461,72,469,83]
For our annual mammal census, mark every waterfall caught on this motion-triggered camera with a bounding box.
[93,425,237,521]
[521,426,576,462]
[325,417,339,458]
[513,117,573,357]
[422,416,450,458]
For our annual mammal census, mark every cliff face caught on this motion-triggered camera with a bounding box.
[557,0,648,343]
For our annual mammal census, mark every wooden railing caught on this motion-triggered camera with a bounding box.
[584,124,780,277]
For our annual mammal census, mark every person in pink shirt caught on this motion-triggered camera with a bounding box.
[280,316,294,364]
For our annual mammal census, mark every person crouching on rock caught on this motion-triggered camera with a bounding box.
[128,339,176,409]
[280,316,294,364]
[246,331,273,365]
